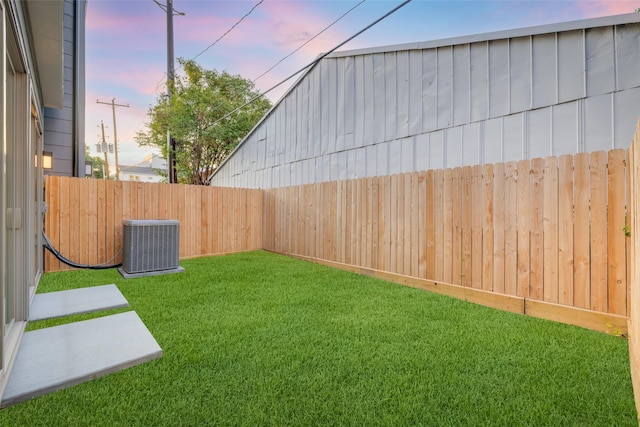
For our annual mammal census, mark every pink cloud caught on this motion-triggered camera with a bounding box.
[574,0,640,16]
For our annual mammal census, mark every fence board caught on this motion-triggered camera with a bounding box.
[443,168,453,283]
[471,165,483,289]
[608,149,627,315]
[434,169,444,281]
[543,156,559,303]
[529,158,544,300]
[482,164,494,291]
[504,161,518,295]
[493,163,505,294]
[590,151,608,312]
[425,171,435,279]
[461,166,472,287]
[558,155,574,306]
[516,160,530,298]
[574,153,590,308]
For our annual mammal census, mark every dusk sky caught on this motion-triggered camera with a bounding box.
[85,0,640,166]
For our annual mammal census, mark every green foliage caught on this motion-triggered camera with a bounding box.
[135,59,271,185]
[2,251,636,425]
[84,145,106,179]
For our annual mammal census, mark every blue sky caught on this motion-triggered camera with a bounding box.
[85,0,640,165]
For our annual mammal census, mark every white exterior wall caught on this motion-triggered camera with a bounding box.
[211,14,640,189]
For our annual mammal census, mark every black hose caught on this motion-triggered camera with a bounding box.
[42,231,122,270]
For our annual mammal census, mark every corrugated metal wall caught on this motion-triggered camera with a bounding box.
[211,18,640,189]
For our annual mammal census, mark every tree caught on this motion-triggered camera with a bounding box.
[136,59,271,184]
[84,145,106,179]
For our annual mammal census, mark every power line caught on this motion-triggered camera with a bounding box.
[252,0,367,83]
[151,0,264,97]
[206,0,414,133]
[191,0,263,62]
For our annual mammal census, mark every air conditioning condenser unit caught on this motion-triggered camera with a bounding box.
[118,219,185,278]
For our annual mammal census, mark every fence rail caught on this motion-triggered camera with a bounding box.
[264,149,629,322]
[44,176,263,272]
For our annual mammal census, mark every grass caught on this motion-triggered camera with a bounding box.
[0,250,636,426]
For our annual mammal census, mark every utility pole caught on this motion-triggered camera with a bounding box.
[97,98,129,180]
[100,121,110,179]
[155,0,183,183]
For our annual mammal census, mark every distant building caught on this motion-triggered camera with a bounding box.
[117,153,167,182]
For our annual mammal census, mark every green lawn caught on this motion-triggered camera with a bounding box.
[0,250,636,426]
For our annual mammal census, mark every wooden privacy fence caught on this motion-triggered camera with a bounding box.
[264,149,629,332]
[627,119,640,420]
[44,176,263,272]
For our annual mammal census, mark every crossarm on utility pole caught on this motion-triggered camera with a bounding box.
[96,98,129,180]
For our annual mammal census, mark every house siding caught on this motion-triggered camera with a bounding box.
[44,0,85,177]
[211,14,640,189]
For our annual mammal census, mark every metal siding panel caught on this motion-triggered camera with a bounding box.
[385,52,398,142]
[470,41,488,122]
[373,53,386,144]
[336,59,345,152]
[347,150,356,180]
[377,142,389,176]
[462,122,480,166]
[276,104,285,165]
[389,139,402,175]
[484,117,503,164]
[363,55,374,146]
[552,101,579,156]
[409,50,423,135]
[584,93,613,152]
[557,30,585,103]
[355,147,367,178]
[532,33,557,109]
[528,107,552,159]
[429,131,445,169]
[330,152,339,182]
[489,39,509,118]
[453,44,471,126]
[509,36,531,113]
[257,135,265,170]
[614,87,640,149]
[437,46,453,129]
[397,50,410,138]
[446,126,463,168]
[401,136,415,173]
[327,59,338,155]
[306,158,314,185]
[616,23,640,90]
[422,49,438,132]
[503,113,523,162]
[337,151,347,181]
[312,66,322,158]
[287,95,296,164]
[586,26,615,97]
[366,145,377,177]
[266,117,276,167]
[415,132,429,171]
[321,60,330,155]
[344,56,355,148]
[298,81,308,160]
[295,160,303,186]
[354,55,365,148]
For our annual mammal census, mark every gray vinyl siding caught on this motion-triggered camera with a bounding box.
[211,14,640,189]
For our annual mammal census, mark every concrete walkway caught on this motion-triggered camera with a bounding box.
[28,284,129,321]
[1,285,163,408]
